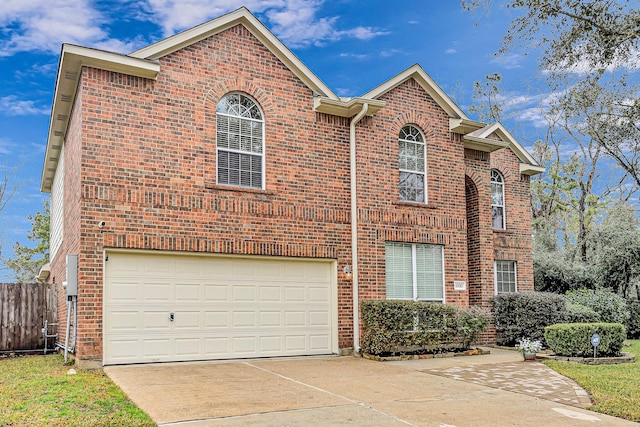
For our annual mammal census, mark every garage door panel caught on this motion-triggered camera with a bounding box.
[232,311,256,327]
[174,283,201,301]
[233,286,255,301]
[204,311,229,328]
[284,287,305,302]
[143,283,171,301]
[204,285,228,301]
[143,311,171,330]
[174,311,201,329]
[109,282,139,302]
[104,253,335,364]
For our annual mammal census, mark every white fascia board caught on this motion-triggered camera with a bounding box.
[314,96,386,117]
[130,7,338,100]
[520,163,546,176]
[362,64,469,119]
[463,135,509,152]
[450,118,487,134]
[40,44,159,192]
[470,121,542,169]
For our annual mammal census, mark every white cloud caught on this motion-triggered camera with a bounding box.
[142,0,387,48]
[0,96,49,116]
[490,53,525,69]
[446,48,457,54]
[0,0,142,56]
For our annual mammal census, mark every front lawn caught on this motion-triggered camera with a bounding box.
[0,354,154,427]
[544,339,640,422]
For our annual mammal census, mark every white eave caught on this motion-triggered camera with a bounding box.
[130,7,337,100]
[463,135,509,153]
[470,122,545,176]
[314,97,385,117]
[40,44,159,192]
[450,117,486,134]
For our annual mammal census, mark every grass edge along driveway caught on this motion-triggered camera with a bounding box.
[543,339,640,423]
[0,354,154,427]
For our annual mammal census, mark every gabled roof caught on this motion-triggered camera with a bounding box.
[362,64,468,119]
[469,122,545,175]
[130,7,337,100]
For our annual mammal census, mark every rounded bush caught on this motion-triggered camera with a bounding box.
[544,323,626,357]
[493,292,566,346]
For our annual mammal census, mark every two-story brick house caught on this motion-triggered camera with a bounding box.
[40,7,543,367]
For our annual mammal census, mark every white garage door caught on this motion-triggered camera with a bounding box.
[103,251,336,365]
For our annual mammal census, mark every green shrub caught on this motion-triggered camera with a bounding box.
[626,301,640,339]
[493,292,566,346]
[360,300,490,355]
[565,288,630,324]
[457,306,491,349]
[566,301,601,323]
[544,323,626,357]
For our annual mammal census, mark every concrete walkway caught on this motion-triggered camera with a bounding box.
[389,347,592,408]
[105,348,636,426]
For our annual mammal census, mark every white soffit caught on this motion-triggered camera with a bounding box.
[40,45,159,192]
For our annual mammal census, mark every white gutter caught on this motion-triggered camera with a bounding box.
[349,102,369,354]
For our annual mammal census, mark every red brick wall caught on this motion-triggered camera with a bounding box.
[354,79,470,308]
[48,23,535,362]
[490,148,534,292]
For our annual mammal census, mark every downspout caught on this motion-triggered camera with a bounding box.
[349,102,369,354]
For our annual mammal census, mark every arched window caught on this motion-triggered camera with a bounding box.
[216,93,264,189]
[398,125,426,203]
[491,169,505,229]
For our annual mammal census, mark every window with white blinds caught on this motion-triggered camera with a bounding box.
[385,242,444,301]
[216,93,264,189]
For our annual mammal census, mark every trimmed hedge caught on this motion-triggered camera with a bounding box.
[360,300,490,356]
[627,301,640,339]
[493,292,566,346]
[544,323,626,357]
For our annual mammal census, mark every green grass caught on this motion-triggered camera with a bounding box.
[0,354,155,427]
[544,339,640,422]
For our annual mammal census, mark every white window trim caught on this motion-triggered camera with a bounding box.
[398,125,428,204]
[216,93,266,190]
[386,242,445,303]
[494,260,517,294]
[491,169,505,229]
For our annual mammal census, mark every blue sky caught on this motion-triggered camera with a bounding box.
[0,0,553,281]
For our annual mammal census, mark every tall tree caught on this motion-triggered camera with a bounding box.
[462,0,640,187]
[5,200,50,283]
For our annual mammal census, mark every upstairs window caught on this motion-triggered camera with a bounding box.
[398,125,426,203]
[491,169,505,229]
[216,93,264,189]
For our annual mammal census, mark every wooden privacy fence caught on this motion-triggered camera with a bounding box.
[0,282,57,351]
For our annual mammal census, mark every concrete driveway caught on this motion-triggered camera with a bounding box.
[104,349,636,426]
